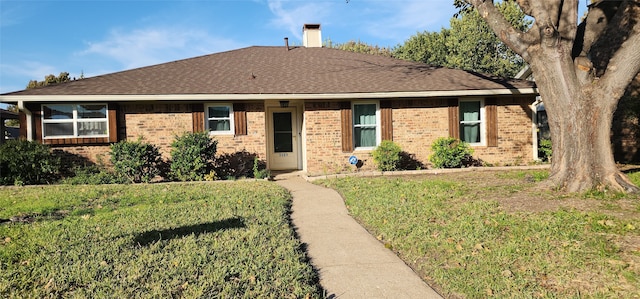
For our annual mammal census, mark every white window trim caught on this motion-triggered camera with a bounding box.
[352,101,381,150]
[459,98,486,146]
[205,103,235,135]
[41,103,109,139]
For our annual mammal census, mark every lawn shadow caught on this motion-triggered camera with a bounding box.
[133,217,245,246]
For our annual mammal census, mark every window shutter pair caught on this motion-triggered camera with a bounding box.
[340,100,393,152]
[448,98,498,147]
[192,103,247,135]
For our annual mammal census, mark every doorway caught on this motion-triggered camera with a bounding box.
[267,107,300,170]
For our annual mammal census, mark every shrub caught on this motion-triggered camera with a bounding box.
[398,151,426,170]
[110,139,163,183]
[372,140,402,171]
[170,131,217,181]
[539,139,552,162]
[0,139,61,185]
[253,157,270,179]
[214,150,258,179]
[429,137,474,168]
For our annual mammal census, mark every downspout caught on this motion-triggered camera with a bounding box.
[18,100,33,141]
[531,97,542,161]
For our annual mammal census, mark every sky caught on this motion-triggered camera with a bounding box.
[0,0,463,95]
[0,0,590,97]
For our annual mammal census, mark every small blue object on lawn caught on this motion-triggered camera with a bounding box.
[349,155,358,165]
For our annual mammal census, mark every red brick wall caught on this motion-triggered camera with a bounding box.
[47,97,535,175]
[215,103,267,159]
[472,97,534,165]
[392,99,450,166]
[121,103,193,157]
[50,102,267,166]
[304,101,358,175]
[303,96,535,175]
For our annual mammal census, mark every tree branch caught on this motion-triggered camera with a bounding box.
[469,0,533,60]
[558,0,579,40]
[597,1,640,100]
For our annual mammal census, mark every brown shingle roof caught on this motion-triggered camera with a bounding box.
[2,46,536,96]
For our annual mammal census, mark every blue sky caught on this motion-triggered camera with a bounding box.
[0,0,589,96]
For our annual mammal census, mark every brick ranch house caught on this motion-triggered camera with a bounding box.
[0,25,539,176]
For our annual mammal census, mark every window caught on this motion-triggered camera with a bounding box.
[205,104,234,134]
[459,100,485,145]
[42,104,108,138]
[353,102,380,149]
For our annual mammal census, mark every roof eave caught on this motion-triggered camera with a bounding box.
[0,88,538,103]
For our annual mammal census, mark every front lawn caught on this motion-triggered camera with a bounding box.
[319,170,640,298]
[0,182,322,298]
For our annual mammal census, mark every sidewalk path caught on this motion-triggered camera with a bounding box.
[276,176,443,299]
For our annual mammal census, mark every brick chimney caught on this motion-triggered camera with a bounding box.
[302,24,322,48]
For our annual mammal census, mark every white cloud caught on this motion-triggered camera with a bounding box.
[0,3,24,28]
[2,61,57,79]
[80,27,244,70]
[361,1,457,40]
[262,0,456,46]
[266,0,331,40]
[0,61,60,93]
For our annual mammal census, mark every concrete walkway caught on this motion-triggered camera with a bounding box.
[275,175,443,299]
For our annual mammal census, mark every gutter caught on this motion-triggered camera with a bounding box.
[0,88,539,103]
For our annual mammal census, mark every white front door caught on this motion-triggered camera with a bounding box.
[268,107,300,170]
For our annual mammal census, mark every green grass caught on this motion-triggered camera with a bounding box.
[0,182,322,298]
[628,170,640,186]
[319,170,640,298]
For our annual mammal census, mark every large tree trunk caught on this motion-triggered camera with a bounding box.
[530,57,639,193]
[468,0,640,193]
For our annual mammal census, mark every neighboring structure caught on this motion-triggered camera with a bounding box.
[0,108,19,145]
[0,25,539,175]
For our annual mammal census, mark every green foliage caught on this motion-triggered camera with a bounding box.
[4,105,19,127]
[26,72,72,89]
[538,139,553,162]
[170,131,217,181]
[0,183,323,298]
[628,170,640,186]
[253,157,270,179]
[393,30,449,67]
[429,137,474,168]
[110,139,163,183]
[393,1,531,78]
[372,140,402,171]
[0,139,61,185]
[329,40,393,57]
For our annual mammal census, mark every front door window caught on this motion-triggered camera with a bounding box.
[273,112,293,153]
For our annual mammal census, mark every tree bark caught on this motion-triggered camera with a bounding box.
[470,0,640,193]
[532,57,639,192]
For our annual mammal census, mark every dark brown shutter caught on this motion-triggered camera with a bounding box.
[108,103,118,143]
[33,106,42,142]
[485,98,498,147]
[192,103,205,132]
[380,100,393,141]
[448,98,459,139]
[233,103,247,135]
[340,101,353,152]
